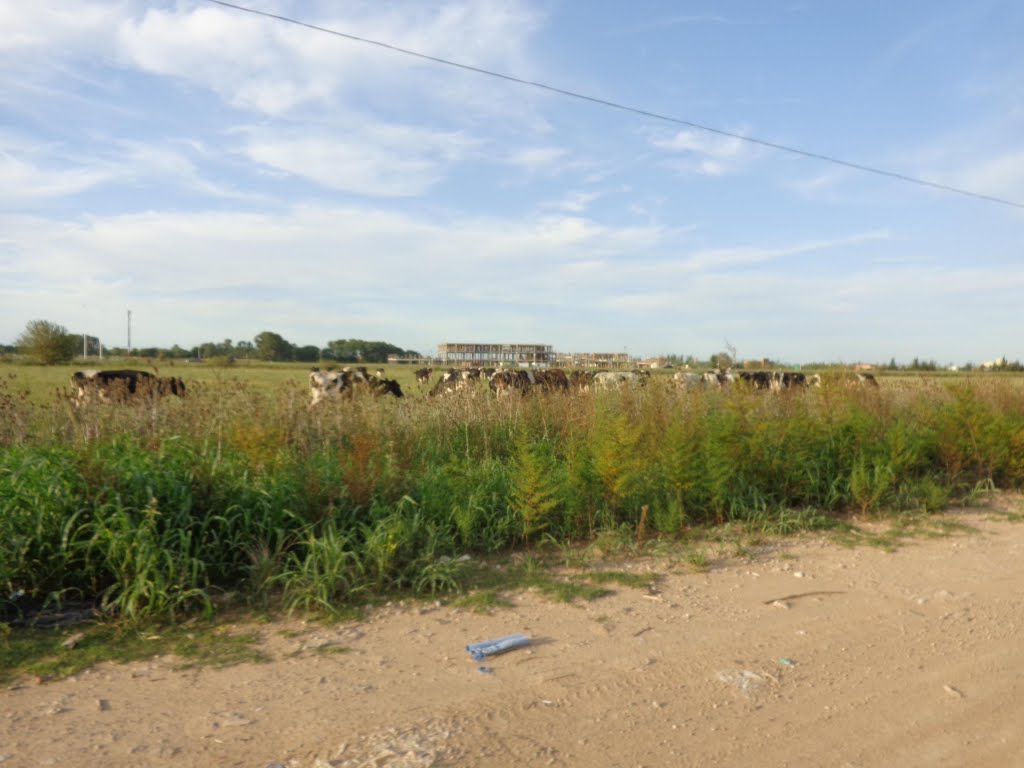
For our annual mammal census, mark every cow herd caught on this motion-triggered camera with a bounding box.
[67,365,879,408]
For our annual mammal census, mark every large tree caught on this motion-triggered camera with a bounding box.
[16,320,78,364]
[325,338,418,363]
[254,331,293,362]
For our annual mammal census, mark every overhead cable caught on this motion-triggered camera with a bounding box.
[204,0,1024,210]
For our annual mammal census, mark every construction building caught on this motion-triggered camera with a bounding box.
[437,342,554,366]
[553,352,634,369]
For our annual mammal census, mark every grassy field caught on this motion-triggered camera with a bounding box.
[3,359,1024,626]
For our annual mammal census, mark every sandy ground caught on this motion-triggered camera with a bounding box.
[3,497,1024,768]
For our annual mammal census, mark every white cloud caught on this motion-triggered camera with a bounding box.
[946,147,1024,202]
[651,128,756,176]
[0,1,125,52]
[0,151,112,202]
[113,1,541,117]
[543,190,603,213]
[506,146,569,173]
[239,121,478,197]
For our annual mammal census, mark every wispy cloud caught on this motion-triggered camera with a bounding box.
[505,146,570,174]
[650,128,757,176]
[238,121,478,197]
[542,190,603,213]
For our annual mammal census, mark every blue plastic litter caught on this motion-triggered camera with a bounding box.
[466,633,530,661]
[477,666,495,674]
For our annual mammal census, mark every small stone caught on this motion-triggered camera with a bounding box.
[97,699,111,712]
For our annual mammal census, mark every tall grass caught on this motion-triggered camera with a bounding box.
[2,374,1024,622]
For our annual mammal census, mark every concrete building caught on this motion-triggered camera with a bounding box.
[437,342,554,366]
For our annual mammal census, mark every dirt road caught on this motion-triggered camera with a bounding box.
[3,500,1023,767]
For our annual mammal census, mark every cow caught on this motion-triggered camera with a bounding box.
[533,369,570,393]
[71,369,185,406]
[414,367,434,388]
[773,371,808,390]
[702,369,735,387]
[309,369,403,404]
[567,370,596,393]
[309,369,348,405]
[368,376,403,398]
[738,370,774,390]
[430,369,474,397]
[488,369,534,397]
[856,372,880,387]
[592,370,646,390]
[673,371,704,389]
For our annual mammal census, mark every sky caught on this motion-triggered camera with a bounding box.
[1,0,1022,365]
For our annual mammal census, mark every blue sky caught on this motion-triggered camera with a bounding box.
[2,0,1022,364]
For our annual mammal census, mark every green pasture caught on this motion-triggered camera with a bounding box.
[3,358,1024,628]
[0,359,430,404]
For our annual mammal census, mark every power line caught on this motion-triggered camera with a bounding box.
[204,0,1024,211]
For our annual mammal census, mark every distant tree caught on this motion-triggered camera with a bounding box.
[710,351,733,370]
[254,331,293,362]
[16,319,78,364]
[325,338,413,363]
[293,345,320,363]
[888,357,898,370]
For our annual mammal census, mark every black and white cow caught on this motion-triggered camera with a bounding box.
[414,367,434,388]
[71,369,185,405]
[309,369,403,404]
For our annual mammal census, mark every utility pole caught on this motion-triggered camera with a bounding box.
[127,310,132,356]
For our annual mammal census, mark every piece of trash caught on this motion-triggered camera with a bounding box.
[778,657,797,667]
[466,633,530,662]
[717,669,765,696]
[477,666,494,674]
[944,684,965,699]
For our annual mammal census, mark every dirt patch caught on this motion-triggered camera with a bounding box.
[3,499,1024,767]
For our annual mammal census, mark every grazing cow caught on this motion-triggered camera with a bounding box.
[593,371,644,390]
[568,370,595,393]
[415,367,434,387]
[368,376,404,398]
[533,369,570,393]
[429,368,480,396]
[309,369,348,405]
[773,371,808,390]
[72,369,185,406]
[702,369,735,387]
[309,369,403,404]
[488,369,534,397]
[674,371,704,389]
[856,372,880,387]
[738,370,774,390]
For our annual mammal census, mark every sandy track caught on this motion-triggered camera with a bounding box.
[3,500,1023,768]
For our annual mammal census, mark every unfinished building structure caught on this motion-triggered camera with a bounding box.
[437,342,554,367]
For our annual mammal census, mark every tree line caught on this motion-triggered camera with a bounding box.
[6,320,421,365]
